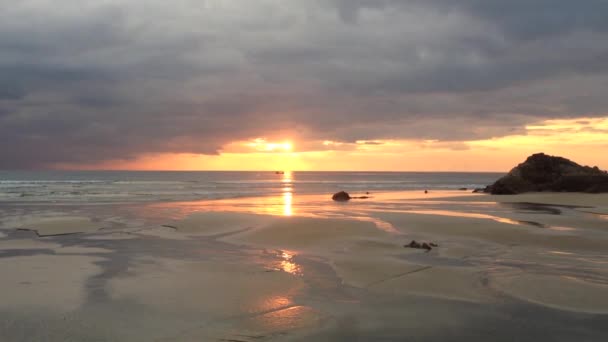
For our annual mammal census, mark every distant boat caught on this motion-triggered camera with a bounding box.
[275,171,285,175]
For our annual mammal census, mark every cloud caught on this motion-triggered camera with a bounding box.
[1,0,607,168]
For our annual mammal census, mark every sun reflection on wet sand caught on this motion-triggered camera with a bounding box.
[549,226,577,232]
[142,190,487,221]
[548,251,575,255]
[348,214,400,234]
[381,209,524,226]
[139,190,552,234]
[246,305,318,332]
[280,251,301,275]
[256,295,293,313]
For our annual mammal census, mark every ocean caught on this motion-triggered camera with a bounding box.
[0,171,504,203]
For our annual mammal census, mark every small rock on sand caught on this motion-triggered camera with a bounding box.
[332,191,351,202]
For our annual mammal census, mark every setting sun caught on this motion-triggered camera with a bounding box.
[245,138,294,153]
[265,141,293,152]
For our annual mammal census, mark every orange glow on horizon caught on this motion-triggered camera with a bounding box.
[245,138,294,152]
[53,117,608,172]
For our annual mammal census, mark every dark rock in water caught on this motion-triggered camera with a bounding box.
[459,188,468,191]
[472,188,486,193]
[485,153,608,195]
[332,191,351,201]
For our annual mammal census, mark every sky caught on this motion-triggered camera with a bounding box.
[1,0,608,171]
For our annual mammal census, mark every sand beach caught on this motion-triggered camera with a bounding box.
[0,186,607,341]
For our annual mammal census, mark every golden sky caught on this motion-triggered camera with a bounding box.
[57,117,608,172]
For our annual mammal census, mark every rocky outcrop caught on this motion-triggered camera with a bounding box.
[485,153,608,194]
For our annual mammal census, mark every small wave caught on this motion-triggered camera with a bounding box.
[0,171,497,203]
[111,181,189,185]
[0,180,106,184]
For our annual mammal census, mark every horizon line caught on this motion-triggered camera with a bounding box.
[0,169,508,173]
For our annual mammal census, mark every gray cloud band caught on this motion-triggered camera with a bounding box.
[1,1,607,168]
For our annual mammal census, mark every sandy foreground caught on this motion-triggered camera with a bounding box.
[0,191,607,341]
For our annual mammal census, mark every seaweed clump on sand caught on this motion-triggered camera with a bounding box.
[404,240,438,251]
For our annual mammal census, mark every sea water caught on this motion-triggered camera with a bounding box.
[0,171,504,203]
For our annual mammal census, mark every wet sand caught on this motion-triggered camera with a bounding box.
[0,191,607,341]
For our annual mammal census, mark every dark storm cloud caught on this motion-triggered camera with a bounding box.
[1,0,608,168]
[0,82,25,100]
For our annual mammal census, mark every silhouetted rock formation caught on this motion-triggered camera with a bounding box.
[485,153,608,194]
[332,191,351,201]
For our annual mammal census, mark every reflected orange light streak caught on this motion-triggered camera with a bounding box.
[280,251,301,275]
[549,226,577,232]
[283,191,293,217]
[404,209,522,225]
[281,170,293,183]
[255,295,294,314]
[282,171,294,216]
